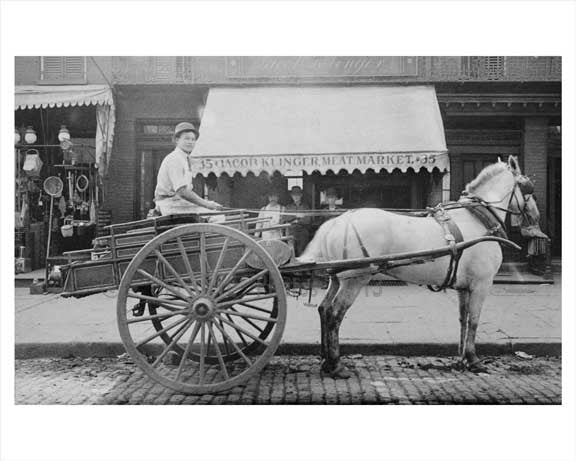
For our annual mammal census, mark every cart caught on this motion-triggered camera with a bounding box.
[60,209,518,394]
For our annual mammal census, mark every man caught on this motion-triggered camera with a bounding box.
[154,122,222,216]
[284,185,311,256]
[256,189,285,240]
[321,187,342,212]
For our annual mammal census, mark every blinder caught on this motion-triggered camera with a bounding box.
[517,175,535,196]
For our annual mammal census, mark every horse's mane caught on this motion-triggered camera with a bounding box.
[465,162,509,193]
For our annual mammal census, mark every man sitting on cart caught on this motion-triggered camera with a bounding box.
[153,122,223,218]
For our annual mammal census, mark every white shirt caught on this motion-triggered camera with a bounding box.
[256,203,285,240]
[154,147,209,215]
[154,147,193,202]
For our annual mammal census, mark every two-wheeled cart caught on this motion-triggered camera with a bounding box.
[60,210,517,394]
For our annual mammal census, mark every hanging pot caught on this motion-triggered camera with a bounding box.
[22,149,43,177]
[60,217,74,238]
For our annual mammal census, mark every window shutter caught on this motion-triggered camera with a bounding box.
[150,57,175,82]
[42,56,64,80]
[64,57,85,80]
[148,57,191,82]
[41,56,85,82]
[483,56,506,80]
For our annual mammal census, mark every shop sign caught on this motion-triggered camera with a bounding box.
[226,57,419,79]
[194,152,448,176]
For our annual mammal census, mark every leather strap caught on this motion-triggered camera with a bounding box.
[427,205,464,291]
[342,215,371,259]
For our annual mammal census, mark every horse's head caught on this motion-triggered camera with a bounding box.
[506,155,540,223]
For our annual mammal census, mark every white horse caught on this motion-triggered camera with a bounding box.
[300,156,540,377]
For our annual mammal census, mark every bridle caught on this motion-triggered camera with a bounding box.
[462,169,535,228]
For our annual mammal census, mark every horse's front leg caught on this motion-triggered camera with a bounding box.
[464,284,490,373]
[318,275,340,361]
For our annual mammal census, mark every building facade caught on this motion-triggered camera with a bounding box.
[14,56,562,270]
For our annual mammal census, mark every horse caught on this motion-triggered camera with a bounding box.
[299,156,540,377]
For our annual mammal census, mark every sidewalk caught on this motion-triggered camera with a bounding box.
[14,273,562,359]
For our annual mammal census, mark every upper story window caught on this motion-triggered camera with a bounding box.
[460,56,507,80]
[40,56,87,83]
[147,57,192,82]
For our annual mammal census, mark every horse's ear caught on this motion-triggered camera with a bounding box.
[497,156,503,163]
[508,155,521,175]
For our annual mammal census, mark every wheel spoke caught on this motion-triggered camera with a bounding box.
[224,313,249,347]
[176,321,202,381]
[212,249,253,297]
[218,316,269,347]
[154,250,197,298]
[151,318,195,368]
[127,292,189,311]
[219,309,277,325]
[215,269,269,302]
[126,311,184,324]
[199,323,206,385]
[177,237,201,293]
[229,306,267,333]
[136,269,189,301]
[207,237,230,294]
[217,292,277,309]
[212,320,253,366]
[199,233,207,294]
[134,315,190,349]
[237,302,274,315]
[207,321,229,379]
[217,317,231,356]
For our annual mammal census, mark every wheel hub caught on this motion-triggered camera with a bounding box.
[191,297,215,320]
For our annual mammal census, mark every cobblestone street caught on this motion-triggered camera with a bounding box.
[15,354,561,405]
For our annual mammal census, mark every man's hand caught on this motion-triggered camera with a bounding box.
[207,200,224,211]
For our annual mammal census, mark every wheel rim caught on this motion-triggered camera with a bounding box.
[117,223,287,394]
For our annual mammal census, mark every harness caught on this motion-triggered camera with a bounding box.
[337,180,530,292]
[426,204,465,292]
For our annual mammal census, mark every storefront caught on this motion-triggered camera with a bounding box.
[14,85,115,272]
[192,85,449,211]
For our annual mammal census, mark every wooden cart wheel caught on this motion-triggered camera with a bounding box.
[147,284,279,364]
[117,223,287,394]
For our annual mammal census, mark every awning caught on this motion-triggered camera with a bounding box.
[192,86,448,177]
[15,85,115,176]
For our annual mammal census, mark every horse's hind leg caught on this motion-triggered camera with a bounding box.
[457,289,470,362]
[318,274,340,361]
[464,284,490,373]
[322,274,371,379]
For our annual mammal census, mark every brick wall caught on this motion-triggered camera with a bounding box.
[522,117,549,232]
[102,87,206,223]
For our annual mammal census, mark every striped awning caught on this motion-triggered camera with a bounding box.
[15,85,115,176]
[15,84,113,110]
[192,85,448,177]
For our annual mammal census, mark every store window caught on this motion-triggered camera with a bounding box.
[40,56,87,83]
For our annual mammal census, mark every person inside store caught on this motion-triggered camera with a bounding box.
[152,122,223,218]
[284,185,312,256]
[255,188,285,240]
[321,187,342,212]
[313,186,343,229]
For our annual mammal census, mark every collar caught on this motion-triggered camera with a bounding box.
[175,146,193,157]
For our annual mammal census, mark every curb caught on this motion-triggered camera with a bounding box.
[15,341,561,359]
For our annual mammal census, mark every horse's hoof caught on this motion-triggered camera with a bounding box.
[454,357,467,371]
[468,360,488,374]
[322,364,352,379]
